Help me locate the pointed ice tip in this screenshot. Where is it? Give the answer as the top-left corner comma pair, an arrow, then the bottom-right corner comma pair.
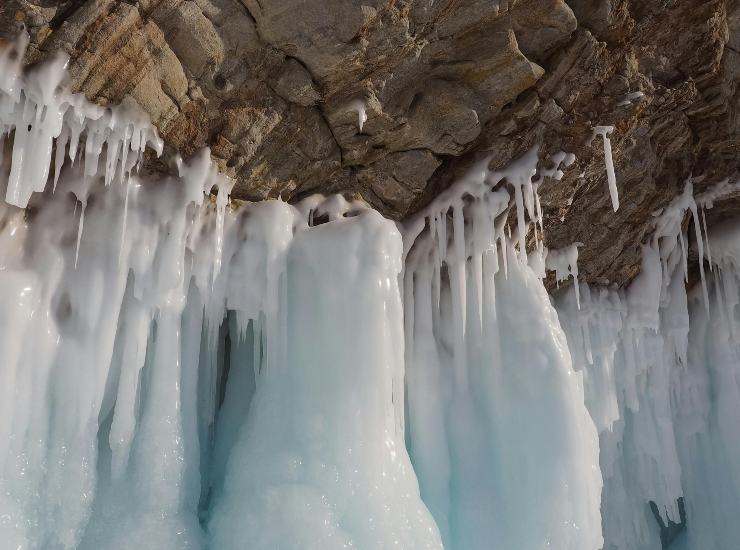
592,126 -> 619,212
347,98 -> 368,133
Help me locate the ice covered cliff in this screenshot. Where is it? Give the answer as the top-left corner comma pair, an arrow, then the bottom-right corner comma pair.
3,0 -> 739,290
0,23 -> 739,550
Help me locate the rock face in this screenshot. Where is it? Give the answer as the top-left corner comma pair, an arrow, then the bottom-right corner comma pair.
1,0 -> 739,287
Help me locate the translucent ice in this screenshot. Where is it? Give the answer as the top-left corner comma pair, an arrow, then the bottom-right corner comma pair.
403,179 -> 603,550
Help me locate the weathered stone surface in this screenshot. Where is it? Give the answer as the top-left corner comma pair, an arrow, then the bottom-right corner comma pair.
0,0 -> 738,287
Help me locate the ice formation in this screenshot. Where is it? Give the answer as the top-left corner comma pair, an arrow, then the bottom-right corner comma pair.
593,125 -> 620,211
546,243 -> 582,308
617,91 -> 645,107
557,180 -> 740,550
0,34 -> 739,550
347,98 -> 368,132
403,188 -> 603,550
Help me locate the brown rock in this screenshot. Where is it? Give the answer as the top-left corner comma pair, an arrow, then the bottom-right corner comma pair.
0,0 -> 738,288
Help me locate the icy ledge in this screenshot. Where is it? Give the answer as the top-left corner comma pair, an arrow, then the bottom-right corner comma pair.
0,35 -> 739,550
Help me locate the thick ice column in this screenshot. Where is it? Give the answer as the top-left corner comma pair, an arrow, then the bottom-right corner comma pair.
208,211 -> 442,550
79,300 -> 205,550
0,269 -> 59,549
486,251 -> 602,550
669,226 -> 740,550
406,242 -> 603,550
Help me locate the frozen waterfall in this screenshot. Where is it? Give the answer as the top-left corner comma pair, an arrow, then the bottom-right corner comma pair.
0,35 -> 739,550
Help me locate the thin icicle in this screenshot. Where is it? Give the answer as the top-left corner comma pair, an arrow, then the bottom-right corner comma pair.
452,202 -> 467,341
678,229 -> 688,283
689,203 -> 710,311
513,180 -> 527,262
118,175 -> 132,266
593,126 -> 619,211
53,127 -> 68,192
347,98 -> 368,132
701,207 -> 713,270
213,177 -> 235,284
74,201 -> 85,269
438,208 -> 448,262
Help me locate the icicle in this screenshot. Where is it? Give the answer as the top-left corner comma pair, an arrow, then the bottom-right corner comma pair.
119,128 -> 131,185
489,147 -> 539,264
104,130 -> 121,187
451,201 -> 467,345
546,244 -> 581,309
438,208 -> 448,261
347,98 -> 367,132
616,91 -> 644,107
513,179 -> 527,262
471,201 -> 489,330
593,126 -> 619,211
702,206 -> 713,270
212,175 -> 235,284
118,175 -> 132,266
430,214 -> 441,309
689,203 -> 710,311
53,126 -> 69,192
501,232 -> 509,279
534,185 -> 544,239
523,171 -> 536,220
74,200 -> 85,269
0,38 -> 162,209
678,228 -> 688,283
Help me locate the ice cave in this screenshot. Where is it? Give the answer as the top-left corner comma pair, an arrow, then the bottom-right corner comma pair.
0,2 -> 739,549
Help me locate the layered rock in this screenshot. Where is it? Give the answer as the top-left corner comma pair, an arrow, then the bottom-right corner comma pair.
0,0 -> 738,286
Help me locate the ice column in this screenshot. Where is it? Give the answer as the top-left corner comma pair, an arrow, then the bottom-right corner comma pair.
208,210 -> 442,550
404,186 -> 603,550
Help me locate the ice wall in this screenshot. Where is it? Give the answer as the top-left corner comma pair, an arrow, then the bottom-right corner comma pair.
209,210 -> 442,550
0,36 -> 444,549
402,162 -> 603,550
0,136 -> 442,548
557,186 -> 740,550
0,33 -> 739,550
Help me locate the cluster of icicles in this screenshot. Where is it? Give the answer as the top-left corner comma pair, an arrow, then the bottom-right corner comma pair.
0,36 -> 739,550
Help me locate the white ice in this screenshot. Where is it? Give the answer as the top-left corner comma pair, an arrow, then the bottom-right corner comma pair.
593,125 -> 619,211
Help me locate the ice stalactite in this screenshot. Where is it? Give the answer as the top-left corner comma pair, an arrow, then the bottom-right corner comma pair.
593,125 -> 619,211
346,98 -> 368,132
617,91 -> 645,107
557,179 -> 740,550
0,32 -> 162,211
546,243 -> 582,308
402,154 -> 604,550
